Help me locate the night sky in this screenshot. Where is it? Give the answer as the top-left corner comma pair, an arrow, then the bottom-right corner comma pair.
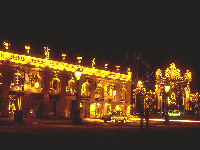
1,2 -> 200,92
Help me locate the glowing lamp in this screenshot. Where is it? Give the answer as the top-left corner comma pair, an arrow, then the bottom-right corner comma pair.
113,90 -> 116,96
80,102 -> 83,107
138,81 -> 142,85
165,86 -> 170,92
75,68 -> 82,81
35,82 -> 39,88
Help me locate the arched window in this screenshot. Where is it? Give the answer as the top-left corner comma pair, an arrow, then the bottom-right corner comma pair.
107,84 -> 116,98
51,78 -> 60,90
121,87 -> 127,100
81,81 -> 90,97
66,77 -> 75,95
95,81 -> 104,99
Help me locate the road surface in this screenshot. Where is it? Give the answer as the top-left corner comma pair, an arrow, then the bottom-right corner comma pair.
1,117 -> 200,148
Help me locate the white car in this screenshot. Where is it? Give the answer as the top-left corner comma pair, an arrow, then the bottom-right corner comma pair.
111,111 -> 127,123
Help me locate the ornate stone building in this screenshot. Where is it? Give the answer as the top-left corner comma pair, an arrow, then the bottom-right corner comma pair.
0,47 -> 132,118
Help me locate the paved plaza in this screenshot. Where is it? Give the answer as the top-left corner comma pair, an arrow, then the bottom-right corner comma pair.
1,117 -> 200,148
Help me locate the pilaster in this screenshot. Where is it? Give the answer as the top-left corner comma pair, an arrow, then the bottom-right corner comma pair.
0,65 -> 14,117
57,72 -> 67,118
41,68 -> 52,117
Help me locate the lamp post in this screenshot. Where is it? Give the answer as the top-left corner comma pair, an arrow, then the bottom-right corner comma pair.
139,91 -> 144,130
72,67 -> 82,125
164,85 -> 170,125
135,81 -> 145,130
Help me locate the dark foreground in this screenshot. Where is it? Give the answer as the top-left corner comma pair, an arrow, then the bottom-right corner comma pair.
1,118 -> 200,148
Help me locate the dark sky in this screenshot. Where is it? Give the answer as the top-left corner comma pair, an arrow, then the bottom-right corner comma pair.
1,2 -> 200,92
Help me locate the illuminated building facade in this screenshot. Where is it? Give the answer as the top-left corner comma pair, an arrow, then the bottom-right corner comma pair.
0,43 -> 132,118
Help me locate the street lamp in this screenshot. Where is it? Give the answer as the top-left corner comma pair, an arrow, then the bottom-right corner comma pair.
134,81 -> 146,130
73,67 -> 82,125
75,68 -> 81,81
164,85 -> 170,125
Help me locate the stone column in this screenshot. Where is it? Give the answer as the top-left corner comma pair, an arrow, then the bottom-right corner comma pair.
115,81 -> 122,104
23,91 -> 31,118
64,73 -> 72,118
0,65 -> 14,117
41,69 -> 52,117
23,68 -> 31,118
126,81 -> 131,104
125,81 -> 132,114
89,77 -> 95,118
57,72 -> 67,118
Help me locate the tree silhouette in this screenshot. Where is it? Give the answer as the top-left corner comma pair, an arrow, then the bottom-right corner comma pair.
124,50 -> 153,91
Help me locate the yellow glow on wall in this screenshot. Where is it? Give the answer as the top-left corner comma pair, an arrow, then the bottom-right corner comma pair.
116,105 -> 120,111
90,103 -> 95,111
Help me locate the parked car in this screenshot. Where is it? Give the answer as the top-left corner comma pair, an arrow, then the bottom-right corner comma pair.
111,111 -> 127,123
102,111 -> 112,123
